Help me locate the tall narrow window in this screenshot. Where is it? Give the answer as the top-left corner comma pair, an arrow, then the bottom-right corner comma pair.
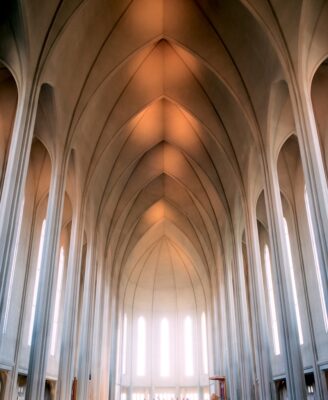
160,318 -> 170,377
137,316 -> 146,376
201,312 -> 208,374
304,187 -> 328,332
133,393 -> 147,400
264,245 -> 280,355
203,388 -> 210,400
185,392 -> 198,400
28,219 -> 46,345
3,198 -> 25,333
50,246 -> 65,356
283,218 -> 304,345
184,316 -> 193,376
122,314 -> 128,375
155,392 -> 174,400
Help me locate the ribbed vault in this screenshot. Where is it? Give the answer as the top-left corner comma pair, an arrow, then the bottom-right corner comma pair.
25,0 -> 288,287
40,0 -> 283,294
79,35 -> 249,282
2,0 -> 328,398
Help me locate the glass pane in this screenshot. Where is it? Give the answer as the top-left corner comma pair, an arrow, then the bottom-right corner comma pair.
184,316 -> 193,376
137,316 -> 146,376
304,187 -> 328,332
283,218 -> 304,345
28,219 -> 46,346
264,245 -> 280,355
201,312 -> 208,373
160,318 -> 170,377
50,246 -> 65,355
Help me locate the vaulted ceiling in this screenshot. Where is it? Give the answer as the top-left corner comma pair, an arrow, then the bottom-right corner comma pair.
5,0 -> 327,290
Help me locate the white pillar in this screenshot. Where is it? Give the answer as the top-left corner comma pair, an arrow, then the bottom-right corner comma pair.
209,273 -> 221,375
290,81 -> 328,322
264,164 -> 307,400
57,201 -> 84,399
91,258 -> 106,400
108,288 -> 120,400
25,158 -> 68,399
224,256 -> 240,399
244,206 -> 272,400
77,233 -> 97,399
234,239 -> 255,399
0,82 -> 36,338
7,197 -> 44,399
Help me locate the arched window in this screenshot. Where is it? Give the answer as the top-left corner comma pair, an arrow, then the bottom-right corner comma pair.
137,316 -> 146,376
283,218 -> 304,345
28,219 -> 46,345
50,246 -> 65,356
304,187 -> 328,332
122,313 -> 128,375
160,318 -> 170,377
264,245 -> 280,355
3,198 -> 24,333
201,312 -> 208,374
184,316 -> 193,376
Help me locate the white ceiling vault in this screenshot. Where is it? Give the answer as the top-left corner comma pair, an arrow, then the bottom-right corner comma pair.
5,0 -> 328,294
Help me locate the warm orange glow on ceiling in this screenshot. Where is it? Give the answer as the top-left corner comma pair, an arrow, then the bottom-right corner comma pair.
143,200 -> 166,225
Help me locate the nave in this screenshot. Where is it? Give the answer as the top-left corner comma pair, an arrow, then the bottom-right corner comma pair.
0,0 -> 328,399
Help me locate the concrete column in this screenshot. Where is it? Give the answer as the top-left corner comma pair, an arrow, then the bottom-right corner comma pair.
290,82 -> 328,321
176,385 -> 180,400
57,201 -> 84,399
264,165 -> 307,400
198,385 -> 203,400
7,200 -> 43,399
219,260 -> 234,399
233,240 -> 255,400
217,267 -> 228,380
0,82 -> 36,338
100,263 -> 112,399
77,234 -> 97,399
128,384 -> 133,400
244,207 -> 272,400
108,289 -> 120,400
224,257 -> 240,399
25,158 -> 68,400
91,259 -> 106,400
209,276 -> 221,375
286,206 -> 328,399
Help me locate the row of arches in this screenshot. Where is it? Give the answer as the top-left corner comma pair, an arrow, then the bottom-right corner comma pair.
0,1 -> 328,399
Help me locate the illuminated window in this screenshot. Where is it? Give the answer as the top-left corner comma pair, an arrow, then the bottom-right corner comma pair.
201,312 -> 208,374
160,318 -> 170,377
50,246 -> 65,356
3,198 -> 24,333
185,392 -> 199,400
28,219 -> 46,346
304,187 -> 328,332
133,392 -> 147,400
203,387 -> 210,400
283,218 -> 304,345
155,392 -> 175,400
137,316 -> 146,376
264,245 -> 280,355
184,316 -> 193,376
122,314 -> 128,374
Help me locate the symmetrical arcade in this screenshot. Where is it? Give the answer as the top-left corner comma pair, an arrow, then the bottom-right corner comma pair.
0,1 -> 328,399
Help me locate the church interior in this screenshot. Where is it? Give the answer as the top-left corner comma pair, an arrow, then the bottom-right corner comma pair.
0,0 -> 328,399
